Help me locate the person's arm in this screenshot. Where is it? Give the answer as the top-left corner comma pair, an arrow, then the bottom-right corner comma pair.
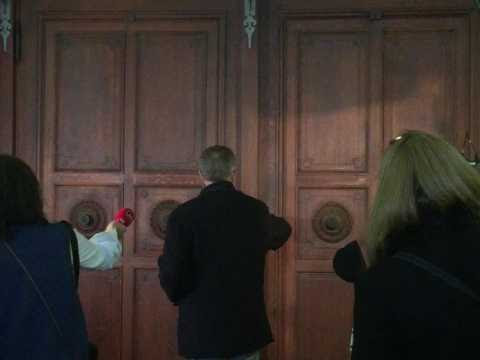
266,212 -> 292,251
75,222 -> 124,270
333,241 -> 366,283
157,210 -> 194,305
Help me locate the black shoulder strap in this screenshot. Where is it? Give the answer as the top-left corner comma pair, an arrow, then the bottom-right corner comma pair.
1,239 -> 64,336
1,229 -> 80,359
394,252 -> 480,302
61,221 -> 80,289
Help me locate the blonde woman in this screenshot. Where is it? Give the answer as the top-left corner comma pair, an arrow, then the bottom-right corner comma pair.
352,131 -> 480,360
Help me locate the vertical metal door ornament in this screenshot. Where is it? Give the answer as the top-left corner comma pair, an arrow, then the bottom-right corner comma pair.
243,0 -> 256,49
0,0 -> 12,52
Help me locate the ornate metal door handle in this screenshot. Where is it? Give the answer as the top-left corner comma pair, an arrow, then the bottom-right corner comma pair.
244,0 -> 256,49
0,0 -> 12,53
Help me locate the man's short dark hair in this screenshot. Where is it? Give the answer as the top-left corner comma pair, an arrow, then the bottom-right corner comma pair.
199,145 -> 236,182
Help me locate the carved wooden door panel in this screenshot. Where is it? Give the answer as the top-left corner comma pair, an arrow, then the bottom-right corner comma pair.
381,16 -> 468,145
41,17 -> 223,360
282,18 -> 373,360
277,13 -> 470,360
17,1 -> 256,359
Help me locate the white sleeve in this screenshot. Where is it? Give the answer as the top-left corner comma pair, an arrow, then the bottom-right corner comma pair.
75,228 -> 122,270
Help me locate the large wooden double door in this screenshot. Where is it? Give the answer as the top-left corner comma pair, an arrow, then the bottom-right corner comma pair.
2,0 -> 478,359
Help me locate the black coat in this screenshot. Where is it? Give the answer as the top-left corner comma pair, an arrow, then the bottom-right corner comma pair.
351,206 -> 480,360
333,240 -> 366,283
157,181 -> 291,358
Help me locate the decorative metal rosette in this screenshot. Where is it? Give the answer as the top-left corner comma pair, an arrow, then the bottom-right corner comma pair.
312,202 -> 352,243
150,200 -> 180,239
70,200 -> 107,238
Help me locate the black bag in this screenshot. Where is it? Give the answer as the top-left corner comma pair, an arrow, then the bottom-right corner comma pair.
1,223 -> 98,360
63,222 -> 99,360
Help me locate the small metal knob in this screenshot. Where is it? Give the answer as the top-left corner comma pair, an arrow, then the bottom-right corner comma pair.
79,214 -> 94,227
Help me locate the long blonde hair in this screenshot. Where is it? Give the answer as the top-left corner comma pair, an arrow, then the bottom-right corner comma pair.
367,131 -> 480,265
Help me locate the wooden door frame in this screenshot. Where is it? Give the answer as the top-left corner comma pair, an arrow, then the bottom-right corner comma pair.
0,0 -> 15,155
258,1 -> 480,359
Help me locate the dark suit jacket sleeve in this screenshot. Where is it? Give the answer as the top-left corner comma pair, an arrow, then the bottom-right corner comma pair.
333,241 -> 366,283
157,210 -> 194,305
351,276 -> 396,360
266,213 -> 292,251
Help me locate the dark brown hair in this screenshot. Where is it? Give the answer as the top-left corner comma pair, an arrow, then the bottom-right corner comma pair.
0,155 -> 46,240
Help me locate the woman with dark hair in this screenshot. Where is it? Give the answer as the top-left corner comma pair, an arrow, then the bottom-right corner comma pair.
0,154 -> 125,359
351,131 -> 480,359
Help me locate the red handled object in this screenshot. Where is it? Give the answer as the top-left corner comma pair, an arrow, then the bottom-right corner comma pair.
114,208 -> 135,227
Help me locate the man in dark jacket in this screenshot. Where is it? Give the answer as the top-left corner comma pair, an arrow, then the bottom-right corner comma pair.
158,145 -> 291,360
